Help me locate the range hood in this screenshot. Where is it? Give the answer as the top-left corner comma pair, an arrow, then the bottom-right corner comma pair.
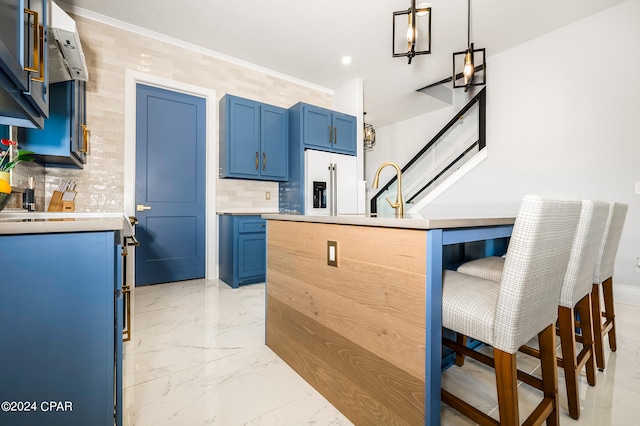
48,2 -> 89,83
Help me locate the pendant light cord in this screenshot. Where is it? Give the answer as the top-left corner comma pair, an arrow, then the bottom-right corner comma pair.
467,0 -> 471,48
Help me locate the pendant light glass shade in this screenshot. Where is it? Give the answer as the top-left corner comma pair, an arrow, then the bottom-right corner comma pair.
453,46 -> 485,91
463,49 -> 474,84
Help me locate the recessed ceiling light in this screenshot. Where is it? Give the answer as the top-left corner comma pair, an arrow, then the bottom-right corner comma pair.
340,56 -> 353,65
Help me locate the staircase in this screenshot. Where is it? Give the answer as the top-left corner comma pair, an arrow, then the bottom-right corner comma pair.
370,88 -> 486,217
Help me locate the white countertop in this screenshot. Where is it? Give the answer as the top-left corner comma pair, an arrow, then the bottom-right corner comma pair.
0,212 -> 126,235
217,210 -> 280,216
216,207 -> 280,216
261,213 -> 515,230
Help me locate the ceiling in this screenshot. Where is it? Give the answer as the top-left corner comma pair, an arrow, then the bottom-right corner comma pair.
59,0 -> 624,127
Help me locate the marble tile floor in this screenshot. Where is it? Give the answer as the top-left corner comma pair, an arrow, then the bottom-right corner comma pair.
123,279 -> 640,425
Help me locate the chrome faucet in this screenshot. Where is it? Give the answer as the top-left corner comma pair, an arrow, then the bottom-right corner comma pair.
372,162 -> 404,218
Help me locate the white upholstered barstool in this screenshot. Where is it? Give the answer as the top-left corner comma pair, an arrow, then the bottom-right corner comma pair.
456,199 -> 609,419
591,201 -> 628,371
441,195 -> 581,425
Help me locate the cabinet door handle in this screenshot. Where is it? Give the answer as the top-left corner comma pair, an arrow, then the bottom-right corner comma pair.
334,127 -> 337,144
80,125 -> 90,153
23,9 -> 40,73
262,152 -> 266,170
30,25 -> 45,82
255,151 -> 259,170
328,126 -> 333,143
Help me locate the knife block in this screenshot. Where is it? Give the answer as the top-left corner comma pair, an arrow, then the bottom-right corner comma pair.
48,190 -> 75,212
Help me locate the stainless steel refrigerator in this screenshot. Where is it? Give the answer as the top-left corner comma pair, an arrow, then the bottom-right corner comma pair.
304,149 -> 358,215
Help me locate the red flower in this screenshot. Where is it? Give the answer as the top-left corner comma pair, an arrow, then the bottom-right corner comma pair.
0,139 -> 35,172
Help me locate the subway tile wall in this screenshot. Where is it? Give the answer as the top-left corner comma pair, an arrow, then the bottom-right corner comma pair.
44,15 -> 332,212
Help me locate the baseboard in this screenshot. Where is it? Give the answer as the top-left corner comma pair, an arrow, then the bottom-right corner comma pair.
615,283 -> 640,307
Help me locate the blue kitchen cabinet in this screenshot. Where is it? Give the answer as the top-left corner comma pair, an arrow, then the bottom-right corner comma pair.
289,102 -> 357,155
219,94 -> 288,181
219,214 -> 266,288
19,79 -> 88,168
0,230 -> 123,426
0,0 -> 50,128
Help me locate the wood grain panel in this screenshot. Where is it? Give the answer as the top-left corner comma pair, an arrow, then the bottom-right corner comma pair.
266,220 -> 428,425
267,220 -> 427,379
267,296 -> 424,426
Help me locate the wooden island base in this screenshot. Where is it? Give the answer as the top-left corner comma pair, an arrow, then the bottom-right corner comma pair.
266,220 -> 427,425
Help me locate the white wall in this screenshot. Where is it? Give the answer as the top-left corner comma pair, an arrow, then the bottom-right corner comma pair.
333,79 -> 366,214
367,0 -> 640,289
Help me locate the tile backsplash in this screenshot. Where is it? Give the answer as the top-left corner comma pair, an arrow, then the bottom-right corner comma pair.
38,15 -> 332,213
7,161 -> 46,211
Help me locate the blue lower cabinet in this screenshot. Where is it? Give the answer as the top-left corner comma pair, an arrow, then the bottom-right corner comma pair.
0,231 -> 122,426
219,215 -> 266,288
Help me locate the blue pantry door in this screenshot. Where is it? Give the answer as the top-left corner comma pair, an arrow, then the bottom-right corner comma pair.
135,84 -> 206,285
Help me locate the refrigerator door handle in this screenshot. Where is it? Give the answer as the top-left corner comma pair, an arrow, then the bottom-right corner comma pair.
328,164 -> 334,215
332,163 -> 338,216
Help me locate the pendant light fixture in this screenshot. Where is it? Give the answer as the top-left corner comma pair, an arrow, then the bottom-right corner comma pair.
392,0 -> 431,64
452,0 -> 485,91
363,103 -> 376,150
363,122 -> 376,151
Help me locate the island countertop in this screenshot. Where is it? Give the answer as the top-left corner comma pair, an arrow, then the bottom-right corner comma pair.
0,212 -> 125,235
261,213 -> 516,230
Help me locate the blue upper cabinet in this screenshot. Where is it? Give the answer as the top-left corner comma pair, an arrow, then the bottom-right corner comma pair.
19,80 -> 88,168
220,94 -> 288,181
331,111 -> 357,155
299,103 -> 332,151
260,105 -> 288,180
289,102 -> 357,156
0,0 -> 50,128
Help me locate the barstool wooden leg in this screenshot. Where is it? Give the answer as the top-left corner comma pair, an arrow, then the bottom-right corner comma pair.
455,334 -> 467,366
558,306 -> 580,419
494,349 -> 519,426
602,277 -> 617,351
538,323 -> 560,426
577,293 -> 596,386
591,283 -> 606,370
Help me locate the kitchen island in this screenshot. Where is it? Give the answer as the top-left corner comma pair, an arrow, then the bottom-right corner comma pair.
0,214 -> 125,426
262,214 -> 515,426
